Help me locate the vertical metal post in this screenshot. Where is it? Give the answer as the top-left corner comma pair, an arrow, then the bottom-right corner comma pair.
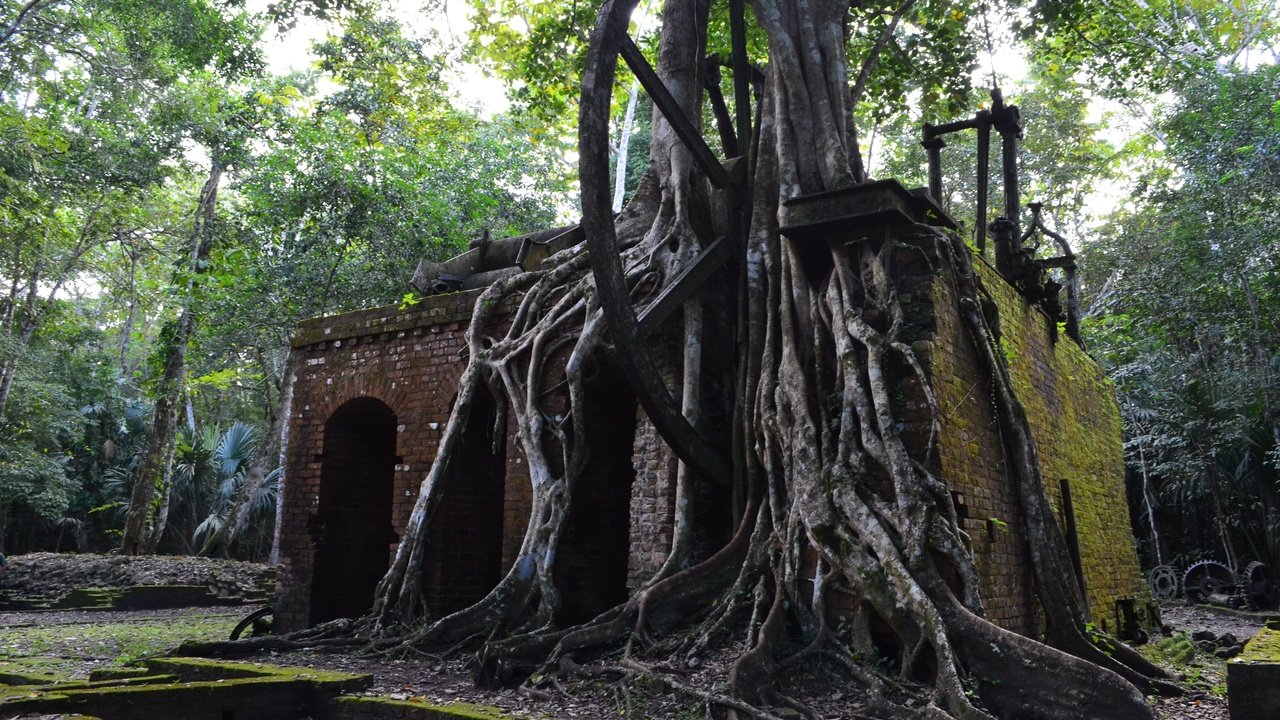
999,105 -> 1022,234
1060,479 -> 1089,609
922,131 -> 946,203
975,113 -> 991,255
991,217 -> 1017,278
1065,263 -> 1081,345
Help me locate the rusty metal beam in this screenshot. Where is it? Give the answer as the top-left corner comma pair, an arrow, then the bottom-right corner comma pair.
620,34 -> 731,188
729,0 -> 751,158
637,236 -> 733,335
581,0 -> 732,488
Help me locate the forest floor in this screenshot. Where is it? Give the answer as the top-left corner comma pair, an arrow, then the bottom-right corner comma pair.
0,553 -> 1271,719
0,552 -> 274,601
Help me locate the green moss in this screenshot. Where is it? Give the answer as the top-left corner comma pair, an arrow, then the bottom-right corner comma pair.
0,659 -> 70,684
1236,627 -> 1280,664
958,261 -> 1149,629
0,658 -> 372,717
334,696 -> 510,718
0,609 -> 241,668
145,657 -> 372,690
1141,633 -> 1199,666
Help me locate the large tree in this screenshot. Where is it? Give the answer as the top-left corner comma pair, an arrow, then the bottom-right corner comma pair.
261,0 -> 1175,717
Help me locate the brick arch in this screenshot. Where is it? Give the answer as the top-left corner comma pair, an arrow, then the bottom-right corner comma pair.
315,379 -> 412,423
422,385 -> 508,616
554,360 -> 640,626
308,395 -> 399,624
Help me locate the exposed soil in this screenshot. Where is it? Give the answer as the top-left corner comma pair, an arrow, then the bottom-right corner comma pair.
1145,599 -> 1271,720
1159,600 -> 1269,644
0,554 -> 1271,719
0,552 -> 274,603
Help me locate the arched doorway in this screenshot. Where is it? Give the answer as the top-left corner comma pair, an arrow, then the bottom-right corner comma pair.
309,397 -> 397,625
555,363 -> 638,626
424,386 -> 507,616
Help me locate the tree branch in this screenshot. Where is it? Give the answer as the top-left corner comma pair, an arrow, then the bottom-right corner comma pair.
850,0 -> 916,106
0,0 -> 54,46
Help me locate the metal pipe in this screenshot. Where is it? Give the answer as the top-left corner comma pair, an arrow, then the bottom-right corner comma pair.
975,113 -> 991,255
998,105 -> 1022,234
924,115 -> 986,137
923,132 -> 946,202
619,35 -> 731,188
729,0 -> 751,160
1065,267 -> 1081,344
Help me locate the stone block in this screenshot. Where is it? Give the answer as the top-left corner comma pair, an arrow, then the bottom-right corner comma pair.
1228,626 -> 1280,719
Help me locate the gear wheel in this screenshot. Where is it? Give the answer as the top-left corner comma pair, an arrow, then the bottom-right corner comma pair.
1239,561 -> 1277,610
1182,560 -> 1235,604
1149,565 -> 1180,600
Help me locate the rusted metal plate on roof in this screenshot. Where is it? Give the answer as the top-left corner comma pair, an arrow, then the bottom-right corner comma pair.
779,179 -> 958,241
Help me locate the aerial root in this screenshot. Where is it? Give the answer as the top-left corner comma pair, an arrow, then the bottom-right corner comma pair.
553,658 -> 792,720
173,634 -> 364,656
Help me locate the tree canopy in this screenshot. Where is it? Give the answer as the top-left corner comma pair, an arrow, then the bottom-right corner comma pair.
0,0 -> 1278,716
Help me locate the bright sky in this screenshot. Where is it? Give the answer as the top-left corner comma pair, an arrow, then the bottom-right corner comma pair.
250,0 -> 510,116
247,0 -> 1144,243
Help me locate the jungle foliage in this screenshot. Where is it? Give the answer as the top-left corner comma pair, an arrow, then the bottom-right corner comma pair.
0,0 -> 1277,714
0,0 -> 566,555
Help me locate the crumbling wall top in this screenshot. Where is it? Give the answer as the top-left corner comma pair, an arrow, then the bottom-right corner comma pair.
291,290 -> 483,349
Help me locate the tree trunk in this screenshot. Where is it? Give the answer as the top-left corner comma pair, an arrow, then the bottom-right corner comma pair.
298,2 -> 1173,717
1136,430 -> 1164,565
0,191 -> 104,424
269,354 -> 296,567
612,80 -> 640,213
0,253 -> 45,424
121,161 -> 223,555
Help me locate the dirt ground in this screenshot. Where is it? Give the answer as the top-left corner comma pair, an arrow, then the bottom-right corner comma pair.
0,554 -> 1270,719
0,602 -> 1263,719
0,552 -> 273,601
1144,600 -> 1273,720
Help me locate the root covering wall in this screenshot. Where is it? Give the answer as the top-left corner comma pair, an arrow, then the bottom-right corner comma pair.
910,238 -> 1148,635
275,235 -> 1146,636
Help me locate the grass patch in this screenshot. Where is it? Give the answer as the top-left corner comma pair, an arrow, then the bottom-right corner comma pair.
1140,632 -> 1229,697
0,611 -> 241,674
1142,633 -> 1199,666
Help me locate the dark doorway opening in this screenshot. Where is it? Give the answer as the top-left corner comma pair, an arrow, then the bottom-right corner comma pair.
424,387 -> 508,616
309,397 -> 397,625
556,364 -> 638,626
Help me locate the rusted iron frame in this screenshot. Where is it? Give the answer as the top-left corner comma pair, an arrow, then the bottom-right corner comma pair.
729,0 -> 751,169
991,90 -> 1022,237
921,89 -> 1022,254
922,135 -> 946,201
704,59 -> 739,158
1021,202 -> 1081,345
581,0 -> 761,489
975,116 -> 991,253
619,34 -> 731,188
615,7 -> 752,336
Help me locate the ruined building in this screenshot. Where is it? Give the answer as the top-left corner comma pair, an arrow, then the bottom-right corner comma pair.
272,191 -> 1152,640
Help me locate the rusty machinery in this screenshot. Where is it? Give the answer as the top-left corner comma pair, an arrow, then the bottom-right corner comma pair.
921,89 -> 1082,346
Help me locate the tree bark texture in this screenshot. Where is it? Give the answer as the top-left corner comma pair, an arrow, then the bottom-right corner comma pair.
121,162 -> 223,555
292,2 -> 1171,717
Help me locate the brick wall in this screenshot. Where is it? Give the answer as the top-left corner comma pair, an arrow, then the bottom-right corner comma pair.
628,413 -> 677,589
277,231 -> 1145,639
276,290 -> 529,632
914,236 -> 1147,636
277,291 -> 663,632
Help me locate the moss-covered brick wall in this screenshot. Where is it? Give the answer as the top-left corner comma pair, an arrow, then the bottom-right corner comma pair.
280,229 -> 1146,640
912,237 -> 1147,637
